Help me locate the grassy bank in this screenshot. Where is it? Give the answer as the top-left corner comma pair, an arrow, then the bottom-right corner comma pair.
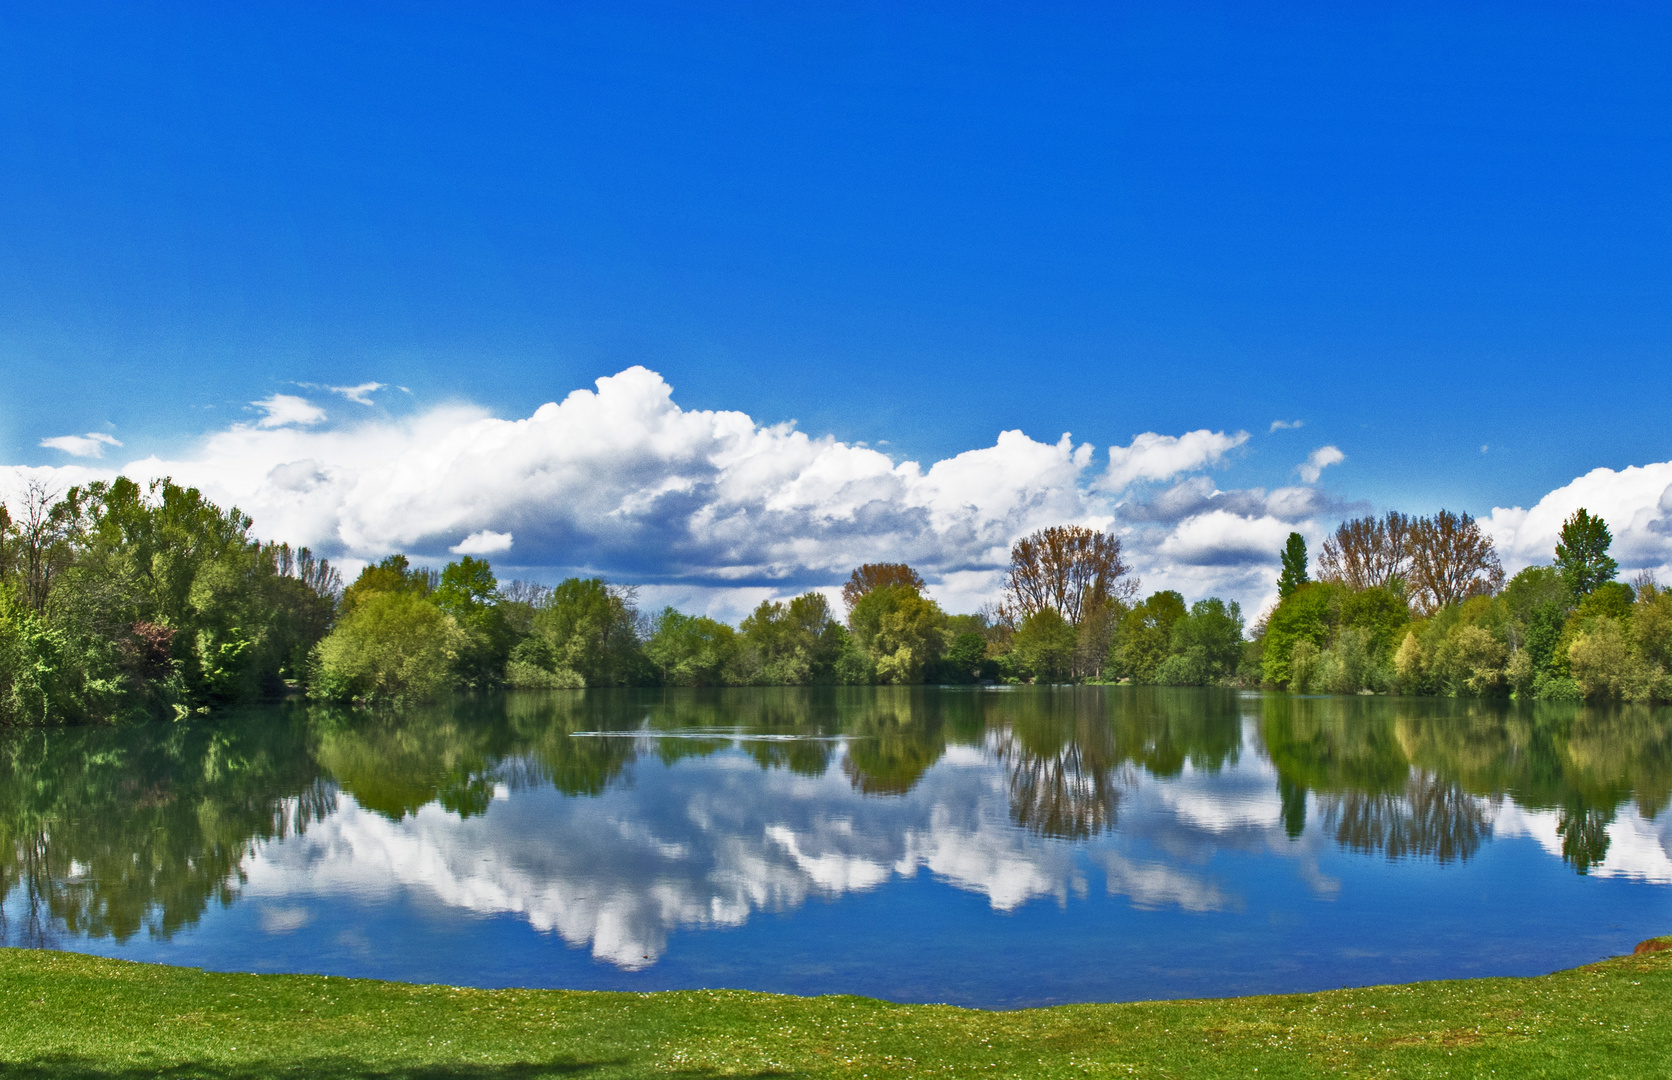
1,945 -> 1669,1078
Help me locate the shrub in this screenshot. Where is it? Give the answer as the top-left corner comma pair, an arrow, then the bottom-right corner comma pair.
1392,630 -> 1428,693
1534,673 -> 1584,701
1011,609 -> 1077,682
1569,617 -> 1635,701
312,592 -> 464,702
1154,647 -> 1211,686
505,660 -> 584,689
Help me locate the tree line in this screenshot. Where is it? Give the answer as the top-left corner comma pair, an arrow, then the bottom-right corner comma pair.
1252,506 -> 1672,702
2,474 -> 1666,720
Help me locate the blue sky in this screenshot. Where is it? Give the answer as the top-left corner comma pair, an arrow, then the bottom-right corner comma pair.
4,3 -> 1671,614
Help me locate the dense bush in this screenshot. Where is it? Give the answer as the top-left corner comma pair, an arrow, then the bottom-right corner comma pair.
312,592 -> 464,702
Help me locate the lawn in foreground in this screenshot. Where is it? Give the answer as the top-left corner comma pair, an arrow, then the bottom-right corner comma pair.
1,943 -> 1668,1078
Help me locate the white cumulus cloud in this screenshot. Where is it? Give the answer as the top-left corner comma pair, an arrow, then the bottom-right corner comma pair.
0,368 -> 1361,615
39,432 -> 122,458
1158,510 -> 1301,569
1296,445 -> 1345,483
6,370 -> 1111,594
450,529 -> 514,555
1101,429 -> 1249,491
253,394 -> 327,428
327,382 -> 386,406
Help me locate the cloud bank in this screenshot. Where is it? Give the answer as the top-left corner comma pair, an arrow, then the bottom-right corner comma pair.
11,366 -> 1672,617
3,367 -> 1305,614
1484,461 -> 1672,578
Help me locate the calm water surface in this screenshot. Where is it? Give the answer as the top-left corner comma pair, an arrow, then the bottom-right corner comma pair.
3,687 -> 1670,1008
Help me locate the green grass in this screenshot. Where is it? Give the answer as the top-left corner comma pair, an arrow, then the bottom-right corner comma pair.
1,943 -> 1670,1078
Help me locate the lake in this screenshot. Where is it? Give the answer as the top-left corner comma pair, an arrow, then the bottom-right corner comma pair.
2,686 -> 1669,1009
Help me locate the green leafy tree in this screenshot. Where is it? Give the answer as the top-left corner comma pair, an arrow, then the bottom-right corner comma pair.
1111,590 -> 1187,683
847,584 -> 947,684
1633,580 -> 1672,673
1010,609 -> 1078,682
0,589 -> 124,723
1337,585 -> 1410,661
1278,533 -> 1310,599
340,554 -> 434,615
312,591 -> 464,702
832,628 -> 877,685
1156,598 -> 1246,685
1261,582 -> 1341,687
645,608 -> 737,686
841,563 -> 926,613
261,544 -> 341,681
1501,565 -> 1574,678
432,557 -> 514,689
736,592 -> 844,684
1567,617 -> 1635,701
0,477 -> 339,718
525,578 -> 645,687
1555,509 -> 1618,596
941,631 -> 990,683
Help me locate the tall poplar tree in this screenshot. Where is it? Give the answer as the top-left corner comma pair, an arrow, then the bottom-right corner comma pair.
1278,532 -> 1309,598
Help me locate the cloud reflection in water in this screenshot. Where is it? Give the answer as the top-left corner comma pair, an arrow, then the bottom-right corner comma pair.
244,727 -> 1332,969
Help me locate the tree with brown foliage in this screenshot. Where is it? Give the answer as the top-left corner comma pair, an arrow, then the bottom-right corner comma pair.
1407,509 -> 1503,614
1002,525 -> 1135,628
841,563 -> 926,612
1319,511 -> 1413,591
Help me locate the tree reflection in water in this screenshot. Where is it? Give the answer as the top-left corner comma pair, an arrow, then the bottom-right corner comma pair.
990,687 -> 1245,839
1264,694 -> 1672,872
2,687 -> 1671,950
1557,802 -> 1613,874
842,704 -> 947,795
993,731 -> 1124,839
1317,773 -> 1496,864
0,708 -> 330,946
